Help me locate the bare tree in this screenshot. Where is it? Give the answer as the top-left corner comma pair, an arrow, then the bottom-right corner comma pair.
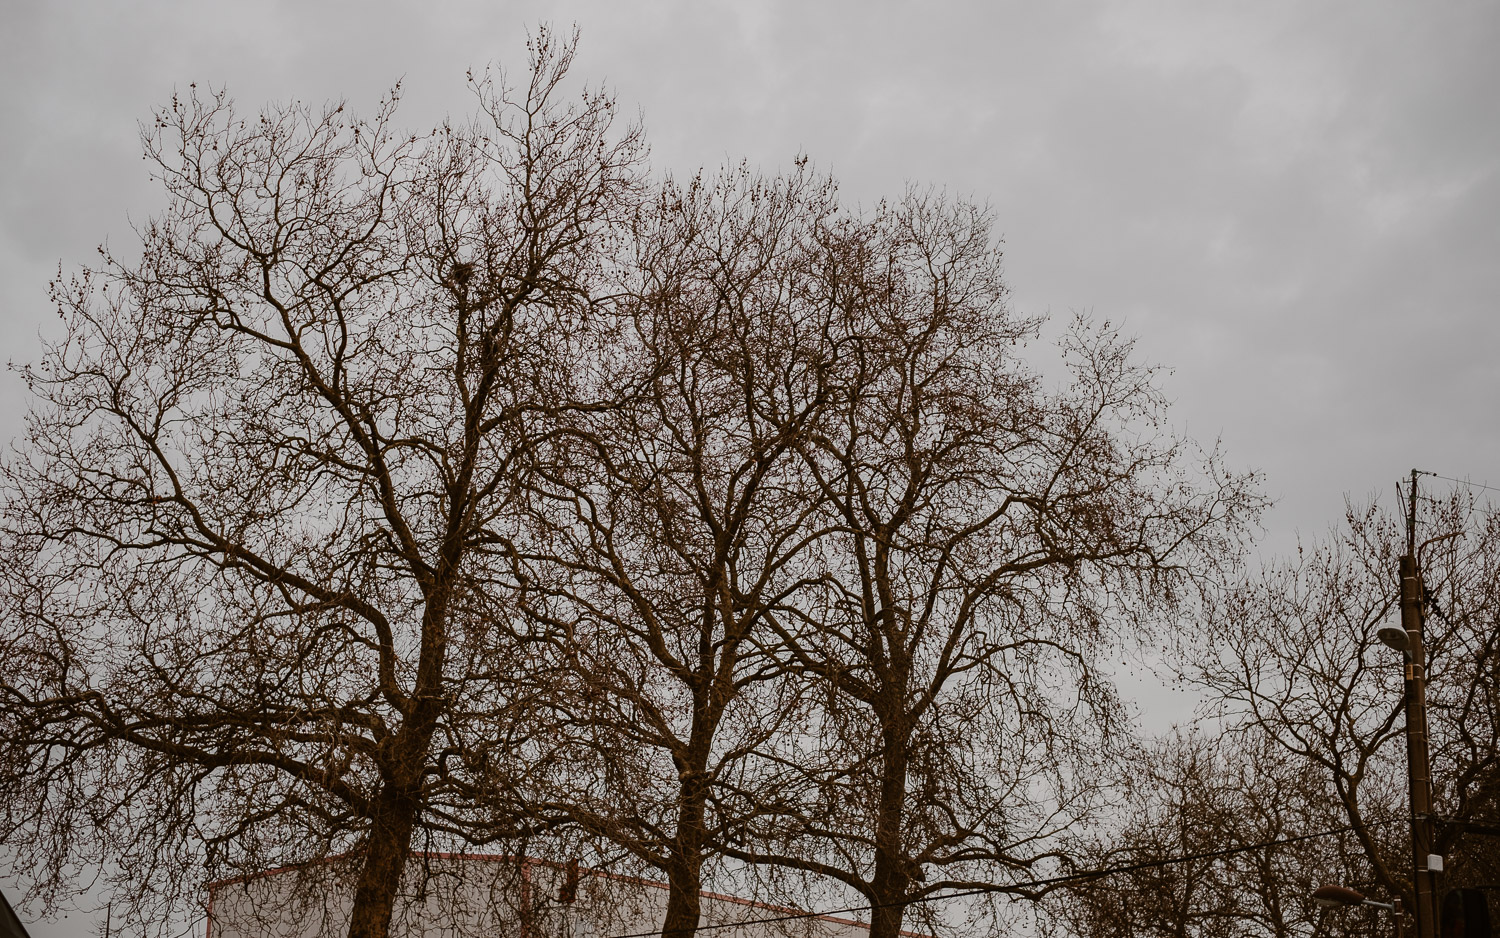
0,31 -> 1276,938
1044,731 -> 1371,938
1186,492 -> 1500,925
1047,492 -> 1500,938
724,193 -> 1263,938
506,164 -> 845,938
0,29 -> 643,938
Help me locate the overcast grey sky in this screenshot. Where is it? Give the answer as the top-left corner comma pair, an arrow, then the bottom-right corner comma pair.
2,1 -> 1498,932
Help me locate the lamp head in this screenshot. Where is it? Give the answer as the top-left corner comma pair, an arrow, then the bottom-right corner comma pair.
1376,625 -> 1411,653
1313,884 -> 1368,908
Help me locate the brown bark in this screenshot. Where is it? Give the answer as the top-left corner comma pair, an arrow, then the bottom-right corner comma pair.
661,798 -> 706,938
868,725 -> 912,938
347,783 -> 421,938
659,720 -> 715,938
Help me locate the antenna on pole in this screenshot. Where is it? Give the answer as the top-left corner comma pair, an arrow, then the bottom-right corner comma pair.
1408,468 -> 1420,558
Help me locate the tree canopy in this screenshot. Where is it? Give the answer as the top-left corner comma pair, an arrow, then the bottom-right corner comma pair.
0,30 -> 1263,938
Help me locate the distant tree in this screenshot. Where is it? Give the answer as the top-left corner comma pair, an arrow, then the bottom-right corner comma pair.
1189,493 -> 1500,923
720,193 -> 1263,938
1045,731 -> 1371,938
1051,493 -> 1500,938
0,29 -> 644,938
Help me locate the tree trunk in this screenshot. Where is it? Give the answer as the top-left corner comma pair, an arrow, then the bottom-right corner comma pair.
660,766 -> 710,938
344,576 -> 450,938
346,780 -> 421,938
868,725 -> 911,938
660,853 -> 703,938
345,686 -> 441,938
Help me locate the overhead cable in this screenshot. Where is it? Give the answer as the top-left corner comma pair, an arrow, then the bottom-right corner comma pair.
604,818 -> 1396,938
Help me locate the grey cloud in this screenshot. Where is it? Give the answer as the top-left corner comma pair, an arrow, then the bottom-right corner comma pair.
3,1 -> 1498,927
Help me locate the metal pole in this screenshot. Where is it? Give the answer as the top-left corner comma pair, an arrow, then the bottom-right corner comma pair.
1400,469 -> 1439,938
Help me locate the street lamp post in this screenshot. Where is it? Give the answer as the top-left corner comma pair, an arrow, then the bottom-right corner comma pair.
1375,470 -> 1450,938
1402,550 -> 1439,938
1376,558 -> 1441,938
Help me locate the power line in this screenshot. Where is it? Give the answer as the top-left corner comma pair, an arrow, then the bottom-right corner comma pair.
603,820 -> 1394,938
1416,471 -> 1500,496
